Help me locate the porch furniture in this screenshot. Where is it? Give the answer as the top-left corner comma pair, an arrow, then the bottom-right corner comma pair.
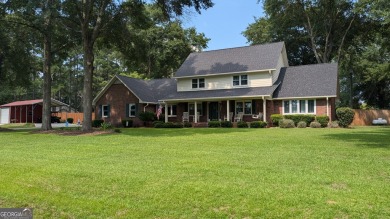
234,112 -> 244,122
252,112 -> 263,120
191,115 -> 201,122
182,112 -> 189,122
372,118 -> 388,125
224,112 -> 233,121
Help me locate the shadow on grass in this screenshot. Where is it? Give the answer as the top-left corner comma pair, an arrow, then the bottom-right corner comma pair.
324,127 -> 390,148
112,127 -> 254,137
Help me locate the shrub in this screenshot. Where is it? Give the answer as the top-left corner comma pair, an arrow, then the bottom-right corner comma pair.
154,122 -> 183,128
183,122 -> 192,128
220,121 -> 233,128
284,114 -> 315,126
237,121 -> 249,128
310,121 -> 322,128
250,121 -> 267,128
101,122 -> 112,130
336,107 -> 355,127
138,111 -> 155,122
92,119 -> 104,128
66,118 -> 74,123
316,115 -> 329,127
329,121 -> 339,128
271,114 -> 283,126
297,121 -> 307,128
279,119 -> 295,128
114,129 -> 121,133
208,121 -> 221,127
122,119 -> 133,128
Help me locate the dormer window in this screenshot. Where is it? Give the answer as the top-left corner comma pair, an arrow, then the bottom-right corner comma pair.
233,75 -> 248,86
192,78 -> 205,89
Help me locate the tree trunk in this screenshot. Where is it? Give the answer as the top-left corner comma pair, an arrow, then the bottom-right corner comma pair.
82,40 -> 94,131
41,0 -> 53,131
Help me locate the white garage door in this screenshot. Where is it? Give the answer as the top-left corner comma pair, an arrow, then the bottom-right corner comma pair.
0,107 -> 10,124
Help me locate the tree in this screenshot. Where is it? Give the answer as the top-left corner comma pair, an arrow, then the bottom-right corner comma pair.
63,0 -> 213,131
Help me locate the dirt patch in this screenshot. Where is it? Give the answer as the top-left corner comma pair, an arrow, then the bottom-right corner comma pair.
31,129 -> 115,136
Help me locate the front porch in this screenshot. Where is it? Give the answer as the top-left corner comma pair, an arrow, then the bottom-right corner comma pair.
162,98 -> 270,124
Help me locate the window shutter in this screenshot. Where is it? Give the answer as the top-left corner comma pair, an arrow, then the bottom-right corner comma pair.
202,102 -> 207,115
184,102 -> 188,112
98,105 -> 102,119
126,104 -> 129,118
107,105 -> 110,118
252,100 -> 256,114
135,104 -> 138,116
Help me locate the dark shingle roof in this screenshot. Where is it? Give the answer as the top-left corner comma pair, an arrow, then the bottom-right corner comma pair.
175,42 -> 285,77
160,85 -> 279,101
272,63 -> 338,98
116,75 -> 176,103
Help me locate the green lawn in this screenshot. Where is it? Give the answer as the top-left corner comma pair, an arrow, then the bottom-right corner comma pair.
0,127 -> 389,218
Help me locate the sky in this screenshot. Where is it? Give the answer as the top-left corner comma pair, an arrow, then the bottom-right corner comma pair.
183,0 -> 265,51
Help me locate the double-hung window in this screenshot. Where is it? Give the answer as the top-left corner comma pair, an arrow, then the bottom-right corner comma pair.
102,105 -> 110,118
233,75 -> 248,86
167,105 -> 177,117
283,100 -> 315,114
235,100 -> 252,114
192,78 -> 205,89
128,103 -> 136,117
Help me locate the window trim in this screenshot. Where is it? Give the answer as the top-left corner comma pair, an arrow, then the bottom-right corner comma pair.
128,103 -> 136,117
283,99 -> 316,115
235,100 -> 252,115
188,103 -> 203,116
233,75 -> 249,86
192,78 -> 205,89
166,104 -> 177,117
102,105 -> 109,118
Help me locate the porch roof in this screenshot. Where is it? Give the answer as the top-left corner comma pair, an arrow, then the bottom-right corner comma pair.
159,84 -> 279,102
0,99 -> 69,107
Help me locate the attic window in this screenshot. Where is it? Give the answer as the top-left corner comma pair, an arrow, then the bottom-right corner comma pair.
192,78 -> 205,89
233,75 -> 248,86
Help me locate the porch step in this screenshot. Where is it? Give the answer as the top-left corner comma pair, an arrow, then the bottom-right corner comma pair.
192,122 -> 208,128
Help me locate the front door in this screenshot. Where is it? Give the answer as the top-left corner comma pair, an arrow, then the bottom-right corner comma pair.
209,102 -> 219,121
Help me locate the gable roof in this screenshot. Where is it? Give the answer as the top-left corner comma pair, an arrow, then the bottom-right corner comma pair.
175,42 -> 285,78
272,63 -> 338,99
93,75 -> 177,104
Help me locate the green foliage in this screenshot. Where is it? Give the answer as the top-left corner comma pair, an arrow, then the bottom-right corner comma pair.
183,122 -> 192,128
114,129 -> 121,133
250,121 -> 267,128
154,122 -> 183,128
336,107 -> 355,127
237,121 -> 248,128
297,121 -> 307,128
122,119 -> 133,128
284,115 -> 315,126
316,116 -> 329,128
208,121 -> 221,128
220,121 -> 233,128
310,121 -> 322,128
279,119 -> 295,128
329,121 -> 340,128
92,119 -> 104,128
270,114 -> 283,126
101,122 -> 112,130
66,118 -> 74,123
138,111 -> 155,122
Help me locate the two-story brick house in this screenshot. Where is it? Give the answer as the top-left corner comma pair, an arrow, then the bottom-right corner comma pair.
93,42 -> 338,127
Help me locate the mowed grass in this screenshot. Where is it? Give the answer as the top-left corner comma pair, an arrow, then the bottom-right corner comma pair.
0,127 -> 389,218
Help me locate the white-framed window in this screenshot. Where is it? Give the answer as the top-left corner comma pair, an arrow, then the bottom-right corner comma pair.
235,100 -> 252,114
283,99 -> 316,114
102,105 -> 110,118
128,103 -> 136,117
192,78 -> 205,89
233,75 -> 248,86
189,103 -> 202,116
166,104 -> 177,117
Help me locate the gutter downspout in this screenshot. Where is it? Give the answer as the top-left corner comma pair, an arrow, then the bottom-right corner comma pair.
143,103 -> 149,112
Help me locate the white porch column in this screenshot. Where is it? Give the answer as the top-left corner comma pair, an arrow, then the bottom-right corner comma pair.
326,97 -> 329,118
263,97 -> 266,122
194,101 -> 198,123
164,103 -> 168,123
226,100 -> 230,121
